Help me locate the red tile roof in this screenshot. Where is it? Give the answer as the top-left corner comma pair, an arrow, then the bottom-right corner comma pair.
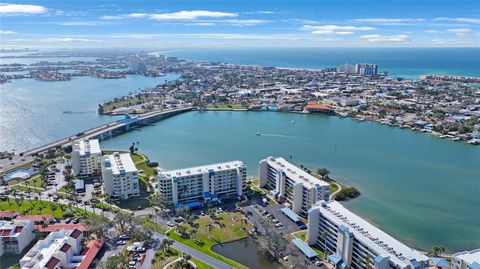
35,224 -> 89,233
76,239 -> 104,269
70,228 -> 82,239
60,243 -> 71,253
17,214 -> 54,222
306,104 -> 334,110
45,257 -> 60,269
1,229 -> 11,236
0,211 -> 17,218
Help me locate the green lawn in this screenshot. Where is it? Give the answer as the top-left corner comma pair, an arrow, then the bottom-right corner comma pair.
168,212 -> 251,269
208,104 -> 247,110
192,258 -> 215,269
142,218 -> 166,234
0,198 -> 91,219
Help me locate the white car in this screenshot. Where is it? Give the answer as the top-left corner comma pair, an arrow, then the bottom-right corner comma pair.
116,240 -> 127,245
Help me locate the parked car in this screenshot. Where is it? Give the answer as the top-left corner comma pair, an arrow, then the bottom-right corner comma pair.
167,222 -> 175,227
298,224 -> 307,230
72,218 -> 80,224
116,240 -> 127,245
119,234 -> 130,240
65,218 -> 72,224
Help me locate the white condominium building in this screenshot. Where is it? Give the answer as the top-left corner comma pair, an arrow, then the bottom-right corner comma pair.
259,156 -> 330,215
307,201 -> 429,269
20,229 -> 84,269
71,139 -> 102,176
101,152 -> 140,199
0,220 -> 35,255
157,161 -> 247,207
451,249 -> 480,269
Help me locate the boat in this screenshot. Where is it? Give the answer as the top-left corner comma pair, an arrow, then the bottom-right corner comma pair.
291,120 -> 295,124
256,132 -> 261,136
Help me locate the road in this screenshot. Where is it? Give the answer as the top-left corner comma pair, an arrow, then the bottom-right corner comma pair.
329,181 -> 342,200
6,192 -> 233,269
0,107 -> 192,173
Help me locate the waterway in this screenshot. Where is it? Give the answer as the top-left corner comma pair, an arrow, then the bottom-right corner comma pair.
211,237 -> 282,269
101,111 -> 480,252
0,73 -> 179,152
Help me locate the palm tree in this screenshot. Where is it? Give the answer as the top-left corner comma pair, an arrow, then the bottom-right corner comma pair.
364,255 -> 371,269
206,223 -> 214,239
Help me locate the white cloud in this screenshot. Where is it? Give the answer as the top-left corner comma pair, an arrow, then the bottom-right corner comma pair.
59,21 -> 104,26
354,18 -> 426,23
303,25 -> 375,31
433,17 -> 480,25
184,22 -> 216,26
41,37 -> 101,43
0,30 -> 17,34
127,13 -> 149,18
360,34 -> 411,43
223,19 -> 267,26
149,10 -> 237,20
447,28 -> 471,34
101,15 -> 123,20
0,3 -> 47,14
425,30 -> 442,34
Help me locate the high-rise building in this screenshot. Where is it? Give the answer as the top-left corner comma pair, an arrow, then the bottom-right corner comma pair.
339,63 -> 356,74
451,249 -> 480,269
355,63 -> 378,76
157,161 -> 247,207
307,201 -> 429,269
258,156 -> 330,215
129,60 -> 146,73
101,152 -> 140,199
0,220 -> 35,255
71,139 -> 102,177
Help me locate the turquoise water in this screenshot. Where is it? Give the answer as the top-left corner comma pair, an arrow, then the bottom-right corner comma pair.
163,47 -> 480,79
101,111 -> 480,252
0,74 -> 179,152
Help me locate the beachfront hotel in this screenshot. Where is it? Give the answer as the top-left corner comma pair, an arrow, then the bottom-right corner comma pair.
451,249 -> 480,269
101,152 -> 140,199
258,156 -> 330,215
0,220 -> 35,255
157,161 -> 247,207
71,139 -> 102,177
19,229 -> 103,269
307,200 -> 429,269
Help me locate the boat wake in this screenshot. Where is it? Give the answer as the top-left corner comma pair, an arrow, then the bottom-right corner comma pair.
259,133 -> 295,138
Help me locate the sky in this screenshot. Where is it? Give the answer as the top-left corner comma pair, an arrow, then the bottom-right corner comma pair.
0,0 -> 479,48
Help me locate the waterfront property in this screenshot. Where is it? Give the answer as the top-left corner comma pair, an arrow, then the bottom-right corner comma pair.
19,228 -> 102,269
307,200 -> 429,269
259,156 -> 330,215
451,249 -> 480,269
0,220 -> 35,255
157,161 -> 246,207
101,152 -> 140,199
71,139 -> 102,177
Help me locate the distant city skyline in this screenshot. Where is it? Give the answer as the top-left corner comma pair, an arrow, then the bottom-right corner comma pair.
0,0 -> 479,48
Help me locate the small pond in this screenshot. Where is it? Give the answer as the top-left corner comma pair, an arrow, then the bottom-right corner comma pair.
212,237 -> 283,269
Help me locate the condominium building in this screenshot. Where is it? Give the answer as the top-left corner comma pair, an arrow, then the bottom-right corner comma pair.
451,249 -> 480,269
71,139 -> 102,176
259,156 -> 330,215
0,220 -> 35,255
101,152 -> 140,199
355,63 -> 378,76
157,161 -> 247,207
307,201 -> 429,269
19,229 -> 103,269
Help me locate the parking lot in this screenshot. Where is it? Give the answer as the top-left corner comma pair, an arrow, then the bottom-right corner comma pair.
246,202 -> 303,235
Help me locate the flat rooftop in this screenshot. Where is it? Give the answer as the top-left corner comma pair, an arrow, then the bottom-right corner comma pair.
453,249 -> 480,265
21,230 -> 73,268
264,156 -> 329,188
76,139 -> 101,156
315,201 -> 429,267
105,152 -> 137,174
158,160 -> 246,178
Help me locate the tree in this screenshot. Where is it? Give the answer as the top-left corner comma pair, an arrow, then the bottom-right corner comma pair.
317,168 -> 330,178
432,245 -> 445,257
113,211 -> 134,233
85,215 -> 111,239
106,252 -> 129,269
176,206 -> 190,219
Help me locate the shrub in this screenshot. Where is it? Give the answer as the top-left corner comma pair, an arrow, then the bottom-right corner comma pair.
147,162 -> 159,167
